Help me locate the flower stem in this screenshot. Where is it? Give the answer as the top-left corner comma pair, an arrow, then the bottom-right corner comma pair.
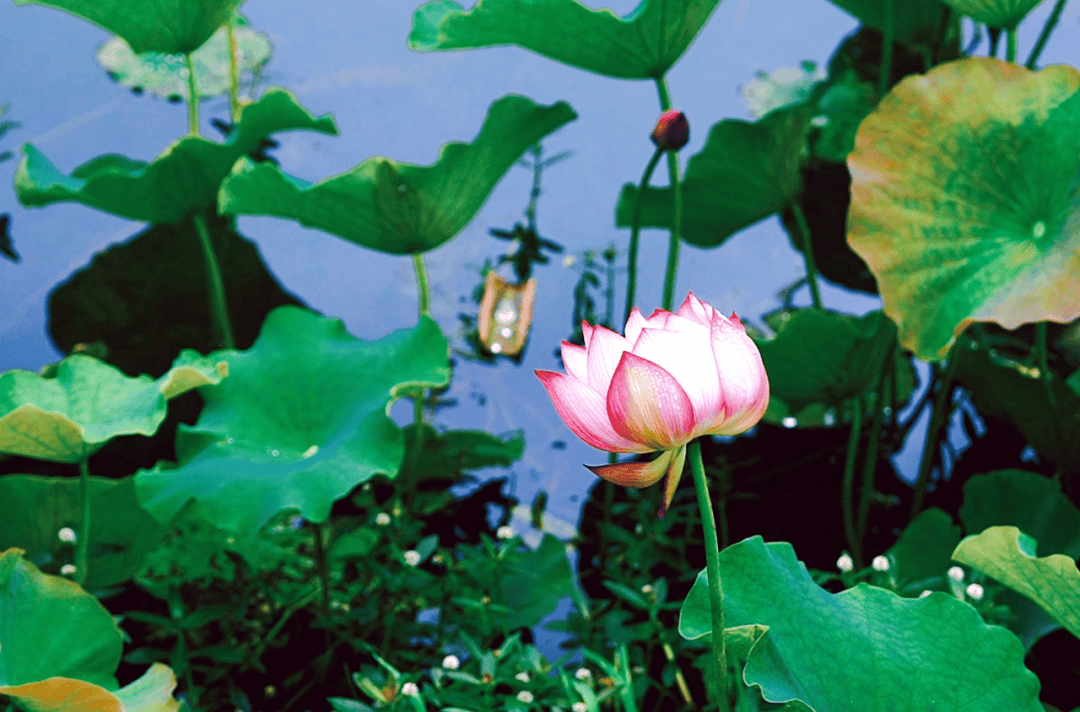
185,53 -> 199,136
227,14 -> 241,123
841,397 -> 864,568
1006,27 -> 1018,62
878,0 -> 894,97
1026,0 -> 1069,69
654,76 -> 682,312
74,457 -> 90,586
413,253 -> 430,318
790,202 -> 823,309
857,343 -> 894,550
910,339 -> 963,517
688,439 -> 730,710
193,212 -> 235,349
625,148 -> 664,324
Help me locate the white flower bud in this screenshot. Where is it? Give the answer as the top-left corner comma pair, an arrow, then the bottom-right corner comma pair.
517,691 -> 534,703
572,704 -> 588,712
965,583 -> 984,601
836,554 -> 854,572
401,682 -> 419,697
947,566 -> 965,582
442,655 -> 460,670
919,590 -> 932,598
871,555 -> 890,572
640,584 -> 653,594
562,255 -> 577,268
574,667 -> 591,681
404,550 -> 421,566
375,512 -> 391,526
515,671 -> 530,682
57,527 -> 77,544
60,564 -> 77,576
497,526 -> 514,540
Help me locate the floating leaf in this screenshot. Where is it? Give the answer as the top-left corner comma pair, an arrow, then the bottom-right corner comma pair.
678,537 -> 1041,710
409,0 -> 721,79
939,0 -> 1046,28
953,526 -> 1080,640
218,94 -> 575,255
0,475 -> 167,591
16,88 -> 337,224
615,103 -> 812,249
12,0 -> 242,55
134,307 -> 451,552
0,548 -> 122,690
0,352 -> 226,463
847,57 -> 1080,361
97,19 -> 271,101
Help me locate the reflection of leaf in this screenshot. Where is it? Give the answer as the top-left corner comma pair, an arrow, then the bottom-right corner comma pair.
219,94 -> 575,255
679,537 -> 1042,711
16,88 -> 336,224
97,19 -> 271,101
616,104 -> 812,249
409,0 -> 722,79
134,307 -> 452,558
953,526 -> 1080,641
847,58 -> 1080,361
13,0 -> 242,54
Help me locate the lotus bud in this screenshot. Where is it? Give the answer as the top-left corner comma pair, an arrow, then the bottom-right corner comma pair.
650,110 -> 689,151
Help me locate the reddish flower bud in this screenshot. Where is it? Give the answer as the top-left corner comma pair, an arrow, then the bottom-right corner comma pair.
650,110 -> 689,151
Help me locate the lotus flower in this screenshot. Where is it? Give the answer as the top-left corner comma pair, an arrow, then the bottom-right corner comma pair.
537,293 -> 769,517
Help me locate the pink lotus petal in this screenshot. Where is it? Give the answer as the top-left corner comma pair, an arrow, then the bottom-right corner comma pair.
658,444 -> 688,519
586,449 -> 673,488
631,327 -> 722,435
560,341 -> 589,384
707,311 -> 769,436
677,292 -> 715,326
581,321 -> 594,345
536,371 -> 653,453
607,352 -> 695,450
623,307 -> 649,345
585,325 -> 632,392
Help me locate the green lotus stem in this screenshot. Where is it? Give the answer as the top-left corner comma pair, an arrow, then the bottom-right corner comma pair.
654,76 -> 683,312
857,344 -> 894,550
689,439 -> 730,711
878,0 -> 894,96
1006,27 -> 1018,62
790,202 -> 823,309
311,522 -> 331,616
1036,322 -> 1056,408
227,15 -> 241,123
413,253 -> 430,317
841,397 -> 864,568
185,53 -> 199,136
1027,0 -> 1069,69
625,148 -> 664,324
74,457 -> 90,586
193,212 -> 235,349
661,642 -> 694,705
910,340 -> 963,517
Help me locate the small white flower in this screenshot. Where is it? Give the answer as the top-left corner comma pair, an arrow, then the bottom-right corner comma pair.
404,550 -> 422,566
497,526 -> 515,540
562,255 -> 577,268
966,583 -> 984,601
515,671 -> 530,682
442,655 -> 460,670
375,512 -> 391,526
574,667 -> 591,681
640,584 -> 653,594
60,564 -> 77,576
517,691 -> 534,704
919,590 -> 932,599
572,704 -> 588,712
947,566 -> 965,582
401,682 -> 419,697
836,554 -> 854,572
57,527 -> 77,544
871,555 -> 890,572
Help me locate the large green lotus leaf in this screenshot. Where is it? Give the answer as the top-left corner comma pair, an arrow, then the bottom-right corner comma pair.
825,0 -> 954,49
0,352 -> 227,463
409,0 -> 721,79
0,663 -> 178,712
754,310 -> 911,425
887,507 -> 961,593
134,307 -> 451,548
12,0 -> 242,55
939,0 -> 1045,28
615,103 -> 812,248
953,526 -> 1080,640
218,94 -> 575,255
97,19 -> 271,101
0,548 -> 122,690
0,475 -> 166,591
16,88 -> 337,224
847,57 -> 1080,361
678,537 -> 1041,711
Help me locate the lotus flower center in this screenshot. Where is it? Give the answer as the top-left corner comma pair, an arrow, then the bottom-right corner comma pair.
1032,221 -> 1046,240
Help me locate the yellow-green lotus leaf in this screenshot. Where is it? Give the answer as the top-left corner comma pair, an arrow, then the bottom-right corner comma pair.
939,0 -> 1045,29
847,57 -> 1080,361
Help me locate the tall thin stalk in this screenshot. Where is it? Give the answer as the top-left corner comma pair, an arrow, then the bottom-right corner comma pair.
910,340 -> 963,517
74,457 -> 91,586
192,212 -> 235,349
185,53 -> 199,135
654,77 -> 683,312
625,148 -> 664,323
790,203 -> 823,309
1026,0 -> 1069,69
226,15 -> 241,123
841,398 -> 864,568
